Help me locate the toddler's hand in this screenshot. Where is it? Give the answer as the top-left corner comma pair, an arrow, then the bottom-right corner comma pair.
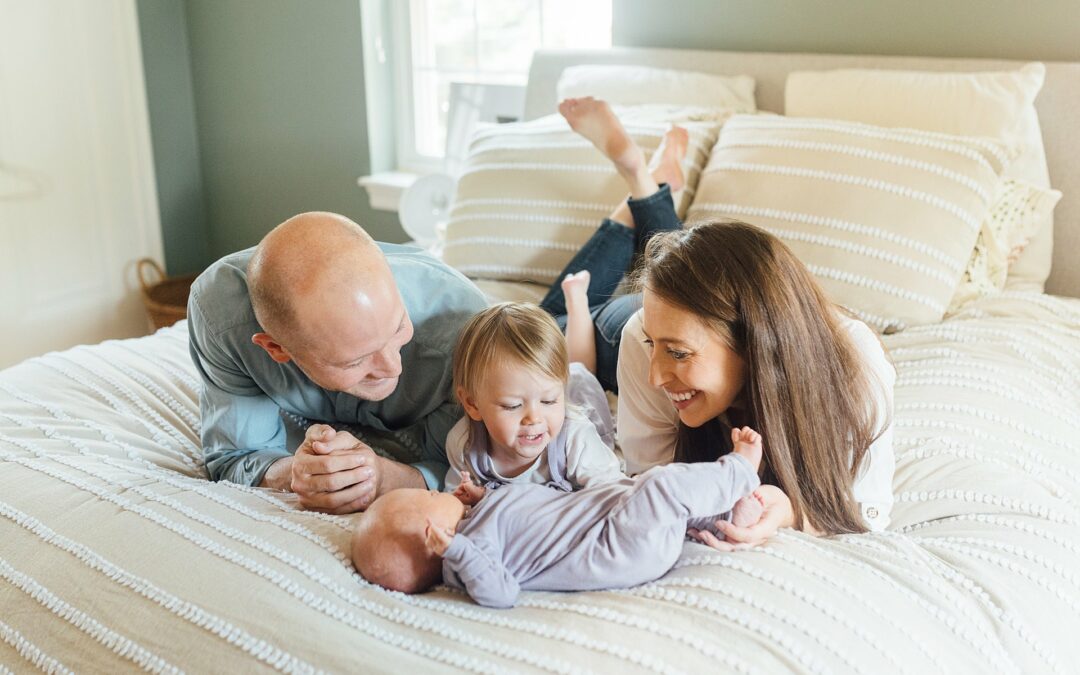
453,471 -> 487,506
425,518 -> 454,556
731,426 -> 763,473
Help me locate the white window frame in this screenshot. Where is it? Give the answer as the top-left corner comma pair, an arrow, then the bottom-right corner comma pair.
360,0 -> 611,210
387,0 -> 611,173
389,0 -> 445,175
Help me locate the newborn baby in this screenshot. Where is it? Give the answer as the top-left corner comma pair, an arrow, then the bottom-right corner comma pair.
352,427 -> 765,608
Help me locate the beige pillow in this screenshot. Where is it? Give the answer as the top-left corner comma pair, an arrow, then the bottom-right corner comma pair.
685,114 -> 1009,333
948,180 -> 1062,312
443,109 -> 723,287
784,64 -> 1053,290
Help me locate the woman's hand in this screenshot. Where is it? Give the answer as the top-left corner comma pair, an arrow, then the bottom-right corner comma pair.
689,485 -> 795,551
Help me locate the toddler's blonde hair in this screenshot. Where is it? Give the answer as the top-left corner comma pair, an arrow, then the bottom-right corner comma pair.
453,302 -> 569,404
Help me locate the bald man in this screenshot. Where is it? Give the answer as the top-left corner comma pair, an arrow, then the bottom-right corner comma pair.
187,212 -> 487,513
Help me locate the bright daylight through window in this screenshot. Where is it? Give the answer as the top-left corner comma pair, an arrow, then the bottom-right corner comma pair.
398,0 -> 612,169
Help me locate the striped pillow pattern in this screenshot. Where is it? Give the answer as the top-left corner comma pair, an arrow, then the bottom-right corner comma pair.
443,111 -> 721,287
684,114 -> 1010,332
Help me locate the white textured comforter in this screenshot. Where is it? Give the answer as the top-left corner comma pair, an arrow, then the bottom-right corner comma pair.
1,291 -> 1078,674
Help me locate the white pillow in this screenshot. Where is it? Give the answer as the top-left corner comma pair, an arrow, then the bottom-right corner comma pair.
443,108 -> 725,287
784,63 -> 1053,290
685,114 -> 1009,333
556,64 -> 756,114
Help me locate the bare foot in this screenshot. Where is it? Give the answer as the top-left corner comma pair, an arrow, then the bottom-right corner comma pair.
647,126 -> 689,194
731,491 -> 765,528
558,97 -> 651,190
561,271 -> 596,373
730,426 -> 763,473
561,270 -> 591,312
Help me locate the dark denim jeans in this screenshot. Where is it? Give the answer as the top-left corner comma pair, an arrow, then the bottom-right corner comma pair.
539,185 -> 683,393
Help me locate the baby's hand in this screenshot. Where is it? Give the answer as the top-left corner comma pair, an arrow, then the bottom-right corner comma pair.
731,426 -> 763,473
453,471 -> 487,506
425,518 -> 454,556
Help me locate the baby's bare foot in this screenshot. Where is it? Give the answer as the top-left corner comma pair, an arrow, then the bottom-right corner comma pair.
561,270 -> 591,311
731,491 -> 765,528
731,426 -> 763,473
558,97 -> 646,180
647,126 -> 689,194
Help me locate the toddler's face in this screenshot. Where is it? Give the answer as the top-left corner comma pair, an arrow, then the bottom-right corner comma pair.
464,361 -> 566,465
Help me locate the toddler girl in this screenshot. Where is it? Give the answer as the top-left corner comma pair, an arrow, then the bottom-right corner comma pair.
444,302 -> 624,497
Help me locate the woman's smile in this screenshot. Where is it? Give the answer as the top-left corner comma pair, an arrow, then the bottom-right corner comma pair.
665,388 -> 700,409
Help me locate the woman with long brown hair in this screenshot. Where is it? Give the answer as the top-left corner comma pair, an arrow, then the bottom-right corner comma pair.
539,97 -> 895,545
620,223 -> 895,542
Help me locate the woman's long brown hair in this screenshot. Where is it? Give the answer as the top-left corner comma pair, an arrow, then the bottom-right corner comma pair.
636,221 -> 888,535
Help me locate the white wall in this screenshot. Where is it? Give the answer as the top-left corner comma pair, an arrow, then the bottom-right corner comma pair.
0,0 -> 164,368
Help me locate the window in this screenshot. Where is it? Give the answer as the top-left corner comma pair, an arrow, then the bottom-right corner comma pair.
392,0 -> 612,172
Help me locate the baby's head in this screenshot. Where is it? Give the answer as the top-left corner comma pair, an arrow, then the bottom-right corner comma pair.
351,488 -> 466,593
453,303 -> 570,462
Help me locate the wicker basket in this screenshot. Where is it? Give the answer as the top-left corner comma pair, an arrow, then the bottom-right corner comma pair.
137,259 -> 197,330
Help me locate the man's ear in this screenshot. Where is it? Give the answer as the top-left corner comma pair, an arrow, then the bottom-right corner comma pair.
457,387 -> 483,421
252,333 -> 293,364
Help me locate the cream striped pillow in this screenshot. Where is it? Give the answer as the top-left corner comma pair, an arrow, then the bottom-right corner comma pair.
685,114 -> 1010,332
443,110 -> 723,287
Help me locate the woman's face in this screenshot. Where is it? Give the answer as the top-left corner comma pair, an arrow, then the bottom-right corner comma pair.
641,289 -> 747,428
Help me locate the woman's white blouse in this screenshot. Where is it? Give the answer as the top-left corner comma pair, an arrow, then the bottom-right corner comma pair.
616,308 -> 896,532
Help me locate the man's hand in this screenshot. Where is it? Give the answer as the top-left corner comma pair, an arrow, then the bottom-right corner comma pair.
289,424 -> 381,514
425,518 -> 454,556
452,471 -> 487,506
259,424 -> 430,512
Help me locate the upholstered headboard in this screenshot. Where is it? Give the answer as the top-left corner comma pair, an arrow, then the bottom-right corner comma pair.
524,48 -> 1080,298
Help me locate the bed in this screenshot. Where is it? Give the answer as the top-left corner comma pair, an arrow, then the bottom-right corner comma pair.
2,48 -> 1079,673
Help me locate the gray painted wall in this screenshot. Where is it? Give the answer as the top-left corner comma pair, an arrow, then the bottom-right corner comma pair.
613,0 -> 1080,61
184,0 -> 403,262
138,0 -> 404,274
136,0 -> 209,275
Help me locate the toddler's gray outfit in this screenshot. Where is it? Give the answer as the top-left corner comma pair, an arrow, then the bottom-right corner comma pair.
442,456 -> 760,608
458,417 -> 577,492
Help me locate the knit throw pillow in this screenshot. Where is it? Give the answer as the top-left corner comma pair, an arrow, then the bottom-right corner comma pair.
947,179 -> 1062,312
